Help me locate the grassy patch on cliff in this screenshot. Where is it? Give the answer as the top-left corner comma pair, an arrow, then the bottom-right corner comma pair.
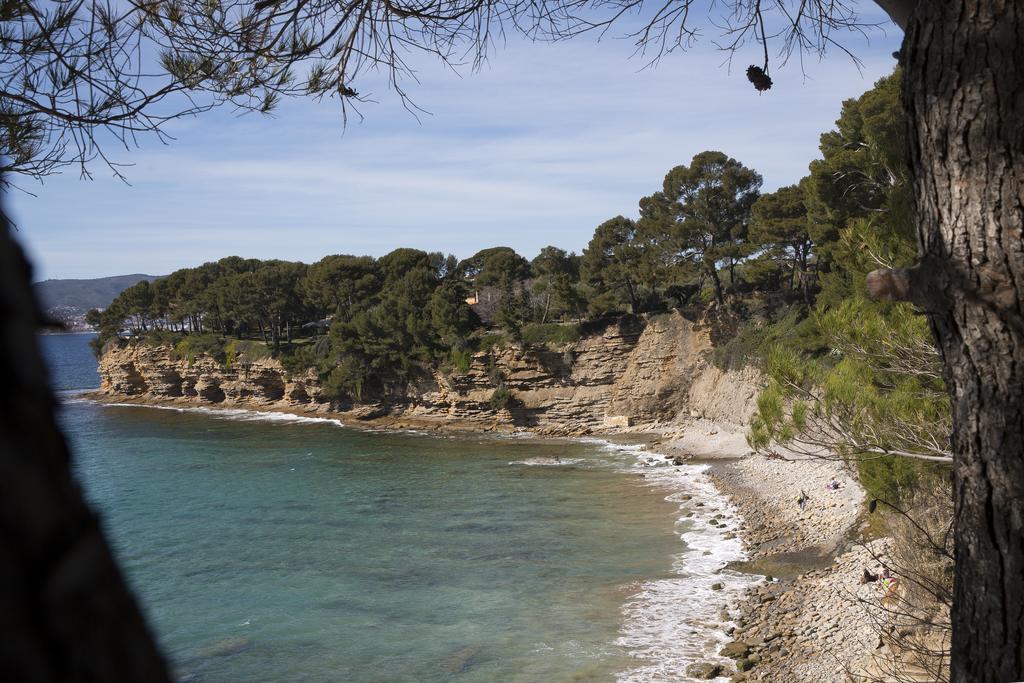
519,322 -> 581,347
172,333 -> 226,365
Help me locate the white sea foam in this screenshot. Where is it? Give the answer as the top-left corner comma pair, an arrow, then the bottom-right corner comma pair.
507,457 -> 584,467
585,440 -> 762,682
505,429 -> 537,439
95,401 -> 349,429
574,436 -> 648,453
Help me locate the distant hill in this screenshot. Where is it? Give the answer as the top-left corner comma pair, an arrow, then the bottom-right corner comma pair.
34,274 -> 160,313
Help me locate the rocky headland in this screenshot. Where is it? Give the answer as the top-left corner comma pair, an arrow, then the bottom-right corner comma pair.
95,312 -> 760,437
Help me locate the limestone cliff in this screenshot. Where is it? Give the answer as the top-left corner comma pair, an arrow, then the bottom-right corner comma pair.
97,312 -> 761,436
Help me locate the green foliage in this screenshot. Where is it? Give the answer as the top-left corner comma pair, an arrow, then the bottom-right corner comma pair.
302,254 -> 379,321
484,357 -> 506,388
638,150 -> 762,305
172,333 -> 225,365
748,183 -> 814,301
750,300 -> 950,503
225,339 -> 270,362
489,385 -> 514,411
322,356 -> 372,402
277,345 -> 319,376
710,307 -> 820,370
145,329 -> 179,347
324,251 -> 479,398
459,247 -> 531,286
89,333 -> 123,358
520,322 -> 581,347
855,453 -> 946,506
745,69 -> 952,507
531,246 -> 585,321
224,340 -> 237,370
85,68 -> 949,522
476,331 -> 511,351
430,280 -> 480,347
581,216 -> 652,315
450,347 -> 473,374
809,70 -> 913,307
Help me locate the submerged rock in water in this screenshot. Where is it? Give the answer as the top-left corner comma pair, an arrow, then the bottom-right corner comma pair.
197,635 -> 252,658
443,645 -> 483,674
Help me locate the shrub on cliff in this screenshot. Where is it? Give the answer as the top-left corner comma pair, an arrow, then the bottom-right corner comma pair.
278,344 -> 319,377
321,356 -> 374,403
172,334 -> 225,365
448,347 -> 473,375
520,322 -> 581,348
223,339 -> 271,370
489,385 -> 514,411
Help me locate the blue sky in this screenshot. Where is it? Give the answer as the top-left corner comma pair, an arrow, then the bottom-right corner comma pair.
11,14 -> 902,280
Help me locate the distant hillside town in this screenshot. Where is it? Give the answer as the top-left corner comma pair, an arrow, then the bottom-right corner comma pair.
34,274 -> 160,332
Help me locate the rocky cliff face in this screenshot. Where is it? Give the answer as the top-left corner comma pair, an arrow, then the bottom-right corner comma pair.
97,312 -> 761,435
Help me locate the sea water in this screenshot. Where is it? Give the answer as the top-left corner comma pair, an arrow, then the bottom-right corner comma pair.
41,333 -> 755,682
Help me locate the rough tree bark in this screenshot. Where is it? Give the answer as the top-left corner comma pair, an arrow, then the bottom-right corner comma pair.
877,1 -> 1024,679
0,215 -> 170,680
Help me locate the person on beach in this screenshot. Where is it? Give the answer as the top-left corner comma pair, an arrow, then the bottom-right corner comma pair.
879,568 -> 900,604
797,489 -> 809,511
860,568 -> 879,584
827,478 -> 840,490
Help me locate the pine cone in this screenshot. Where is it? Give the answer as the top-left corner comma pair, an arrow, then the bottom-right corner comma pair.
746,65 -> 773,92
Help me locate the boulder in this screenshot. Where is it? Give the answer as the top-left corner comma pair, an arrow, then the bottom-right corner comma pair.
686,662 -> 724,679
719,640 -> 751,659
736,657 -> 757,672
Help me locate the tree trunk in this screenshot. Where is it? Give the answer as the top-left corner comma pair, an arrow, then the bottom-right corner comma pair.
903,3 -> 1024,679
623,278 -> 639,314
705,263 -> 725,306
0,217 -> 170,680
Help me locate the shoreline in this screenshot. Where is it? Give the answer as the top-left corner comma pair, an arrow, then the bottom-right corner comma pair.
702,454 -> 896,682
83,390 -> 880,681
84,391 -> 535,434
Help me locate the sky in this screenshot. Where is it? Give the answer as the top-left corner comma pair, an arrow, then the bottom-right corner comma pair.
10,9 -> 903,281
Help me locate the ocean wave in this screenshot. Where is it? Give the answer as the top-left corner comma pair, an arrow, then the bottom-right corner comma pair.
616,458 -> 761,681
93,401 -> 349,429
507,457 -> 584,467
574,436 -> 649,453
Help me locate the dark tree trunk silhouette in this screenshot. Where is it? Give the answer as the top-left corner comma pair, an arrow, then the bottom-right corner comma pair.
623,277 -> 639,313
705,262 -> 725,306
0,214 -> 170,680
899,1 -> 1024,679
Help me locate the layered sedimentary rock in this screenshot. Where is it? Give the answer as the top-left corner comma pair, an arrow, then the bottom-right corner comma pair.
97,312 -> 761,435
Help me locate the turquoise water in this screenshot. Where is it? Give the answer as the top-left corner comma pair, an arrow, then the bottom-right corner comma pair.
42,333 -> 751,682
